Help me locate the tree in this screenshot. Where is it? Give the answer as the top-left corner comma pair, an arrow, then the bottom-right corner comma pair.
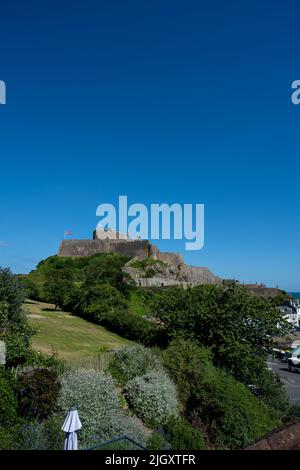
83,283 -> 128,322
153,284 -> 290,394
163,339 -> 281,449
43,269 -> 72,310
20,277 -> 39,300
0,268 -> 33,366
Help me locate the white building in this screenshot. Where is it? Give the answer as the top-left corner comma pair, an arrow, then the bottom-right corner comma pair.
279,299 -> 300,327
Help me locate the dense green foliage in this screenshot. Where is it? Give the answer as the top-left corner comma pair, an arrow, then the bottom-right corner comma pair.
130,258 -> 167,269
164,417 -> 206,450
108,344 -> 162,386
100,309 -> 163,345
0,416 -> 64,450
12,255 -> 295,449
147,431 -> 169,450
163,339 -> 213,406
147,418 -> 207,450
0,268 -> 34,366
27,255 -> 163,344
18,368 -> 61,420
154,284 -> 290,397
0,366 -> 19,427
36,253 -> 131,304
19,277 -> 39,300
163,339 -> 281,449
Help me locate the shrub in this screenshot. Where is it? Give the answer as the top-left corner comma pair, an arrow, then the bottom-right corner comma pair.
163,339 -> 213,406
100,413 -> 147,449
0,366 -> 19,427
153,284 -> 290,390
24,350 -> 65,375
164,417 -> 206,450
57,369 -> 146,448
189,367 -> 280,449
147,431 -> 170,450
18,368 -> 61,420
163,339 -> 280,449
20,277 -> 39,300
0,429 -> 13,449
9,416 -> 64,450
108,344 -> 162,386
0,267 -> 34,367
2,332 -> 32,367
144,268 -> 156,278
0,268 -> 25,324
124,370 -> 178,427
100,310 -> 164,346
83,284 -> 128,322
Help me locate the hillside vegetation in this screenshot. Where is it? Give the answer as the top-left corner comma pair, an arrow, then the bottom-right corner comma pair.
5,254 -> 297,449
25,299 -> 129,363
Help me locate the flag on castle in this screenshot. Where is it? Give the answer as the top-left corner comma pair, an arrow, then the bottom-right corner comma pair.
64,230 -> 73,239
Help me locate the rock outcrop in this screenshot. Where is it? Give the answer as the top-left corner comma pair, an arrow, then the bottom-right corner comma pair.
123,258 -> 221,288
58,230 -> 222,287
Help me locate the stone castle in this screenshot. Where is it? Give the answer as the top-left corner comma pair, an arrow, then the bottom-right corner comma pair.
58,229 -> 221,287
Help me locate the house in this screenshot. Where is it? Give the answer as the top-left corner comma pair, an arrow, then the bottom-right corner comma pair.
279,299 -> 300,327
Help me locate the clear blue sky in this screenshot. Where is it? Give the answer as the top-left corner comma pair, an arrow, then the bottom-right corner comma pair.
0,0 -> 300,291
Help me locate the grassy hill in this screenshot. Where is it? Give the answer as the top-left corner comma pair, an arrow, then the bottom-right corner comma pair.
25,299 -> 130,365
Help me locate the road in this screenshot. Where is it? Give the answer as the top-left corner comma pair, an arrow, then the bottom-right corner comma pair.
267,358 -> 300,404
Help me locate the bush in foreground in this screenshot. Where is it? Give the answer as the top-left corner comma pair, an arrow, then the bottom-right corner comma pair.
163,339 -> 281,449
124,370 -> 178,427
0,366 -> 19,427
0,416 -> 65,450
190,367 -> 280,449
108,344 -> 162,386
0,267 -> 34,367
164,417 -> 206,450
18,368 -> 61,420
57,369 -> 146,448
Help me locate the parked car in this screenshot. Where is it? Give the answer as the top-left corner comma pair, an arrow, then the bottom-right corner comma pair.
287,345 -> 300,373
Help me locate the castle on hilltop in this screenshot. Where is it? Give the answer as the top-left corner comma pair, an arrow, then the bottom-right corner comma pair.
58,228 -> 184,265
58,229 -> 221,287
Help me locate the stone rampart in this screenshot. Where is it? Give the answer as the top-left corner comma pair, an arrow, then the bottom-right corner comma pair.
156,251 -> 184,266
58,239 -> 110,257
58,238 -> 149,260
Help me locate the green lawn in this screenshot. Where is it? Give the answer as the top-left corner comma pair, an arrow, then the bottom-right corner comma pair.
25,299 -> 130,363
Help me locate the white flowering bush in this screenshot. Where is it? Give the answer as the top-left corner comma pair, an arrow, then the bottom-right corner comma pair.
57,369 -> 146,448
124,370 -> 178,427
108,344 -> 162,385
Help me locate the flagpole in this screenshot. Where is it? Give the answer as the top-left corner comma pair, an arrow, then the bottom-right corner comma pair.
64,231 -> 73,240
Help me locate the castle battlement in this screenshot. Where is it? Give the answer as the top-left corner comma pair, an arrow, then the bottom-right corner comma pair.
57,230 -> 221,287
58,230 -> 184,265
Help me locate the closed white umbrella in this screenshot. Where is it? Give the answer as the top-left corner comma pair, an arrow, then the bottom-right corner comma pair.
62,407 -> 82,450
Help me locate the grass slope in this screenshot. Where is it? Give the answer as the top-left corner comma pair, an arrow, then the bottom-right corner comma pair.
25,299 -> 130,363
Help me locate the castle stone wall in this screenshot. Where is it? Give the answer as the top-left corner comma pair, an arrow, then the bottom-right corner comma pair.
157,251 -> 184,266
136,277 -> 190,288
58,239 -> 110,257
58,238 -> 149,260
57,233 -> 221,287
109,239 -> 149,260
